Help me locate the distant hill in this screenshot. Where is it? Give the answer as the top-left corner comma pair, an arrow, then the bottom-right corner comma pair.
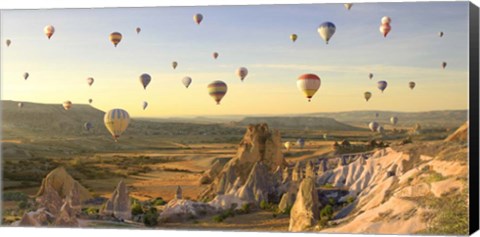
238,116 -> 365,131
305,110 -> 467,129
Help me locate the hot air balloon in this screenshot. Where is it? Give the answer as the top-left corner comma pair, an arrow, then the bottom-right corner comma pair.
104,108 -> 130,142
439,31 -> 444,37
390,116 -> 398,125
442,62 -> 447,69
172,61 -> 178,69
290,34 -> 298,42
369,121 -> 379,132
377,126 -> 385,134
344,3 -> 353,10
63,101 -> 72,110
380,23 -> 391,37
136,27 -> 141,34
44,25 -> 55,39
323,133 -> 328,140
297,138 -> 305,149
182,76 -> 192,88
87,77 -> 94,87
236,67 -> 248,82
297,73 -> 321,102
414,123 -> 422,131
84,122 -> 93,131
193,13 -> 203,25
375,112 -> 379,118
369,73 -> 374,80
284,141 -> 292,151
18,102 -> 24,108
381,16 -> 392,24
317,22 -> 336,44
139,73 -> 151,90
88,98 -> 93,104
208,80 -> 228,105
142,101 -> 148,110
109,32 -> 122,47
377,81 -> 388,93
23,72 -> 29,80
409,81 -> 416,90
364,91 -> 372,102
213,52 -> 219,59
6,39 -> 11,47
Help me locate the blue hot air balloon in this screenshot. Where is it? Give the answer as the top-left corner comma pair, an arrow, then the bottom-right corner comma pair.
317,22 -> 336,44
377,81 -> 388,93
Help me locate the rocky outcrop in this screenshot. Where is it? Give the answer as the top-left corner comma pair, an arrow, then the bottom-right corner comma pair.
288,177 -> 320,232
160,199 -> 217,223
199,123 -> 286,200
55,202 -> 79,227
292,162 -> 302,181
175,186 -> 183,199
36,167 -> 92,202
444,122 -> 468,143
16,208 -> 53,227
199,158 -> 229,184
236,162 -> 273,205
35,183 -> 63,216
67,182 -> 82,211
101,179 -> 131,220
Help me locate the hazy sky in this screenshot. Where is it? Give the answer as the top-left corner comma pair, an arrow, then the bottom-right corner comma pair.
0,2 -> 470,117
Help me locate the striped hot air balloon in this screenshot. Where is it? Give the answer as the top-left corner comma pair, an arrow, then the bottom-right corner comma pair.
208,80 -> 228,105
104,108 -> 130,142
297,74 -> 321,102
109,32 -> 122,47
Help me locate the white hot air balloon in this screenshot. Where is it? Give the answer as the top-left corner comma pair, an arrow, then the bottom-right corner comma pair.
317,22 -> 336,44
182,76 -> 192,88
236,67 -> 248,82
344,3 -> 353,10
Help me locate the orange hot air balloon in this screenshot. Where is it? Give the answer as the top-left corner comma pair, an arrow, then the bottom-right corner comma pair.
380,23 -> 391,37
109,32 -> 122,47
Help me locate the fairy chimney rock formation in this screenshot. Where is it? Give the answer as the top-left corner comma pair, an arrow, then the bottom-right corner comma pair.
55,201 -> 79,227
35,182 -> 63,216
199,123 -> 286,199
288,177 -> 320,232
292,162 -> 303,182
36,166 -> 92,202
305,160 -> 315,178
102,179 -> 131,220
67,182 -> 82,211
175,185 -> 183,199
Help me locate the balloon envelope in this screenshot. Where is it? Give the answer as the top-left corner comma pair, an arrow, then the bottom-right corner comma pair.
380,23 -> 391,37
297,138 -> 305,148
442,62 -> 447,69
44,25 -> 55,39
18,102 -> 23,108
172,61 -> 178,69
23,72 -> 29,80
88,98 -> 93,104
84,122 -> 93,131
142,101 -> 148,110
136,27 -> 141,34
409,81 -> 416,90
381,16 -> 392,24
193,13 -> 203,25
87,77 -> 94,86
6,39 -> 11,47
344,3 -> 353,10
364,91 -> 372,101
317,22 -> 336,44
139,73 -> 151,90
369,121 -> 379,132
236,67 -> 248,81
439,31 -> 444,37
390,116 -> 398,125
109,32 -> 122,47
208,80 -> 228,105
213,52 -> 219,59
377,81 -> 388,92
290,34 -> 298,42
182,76 -> 192,88
63,101 -> 72,110
104,108 -> 130,141
284,141 -> 292,151
377,126 -> 385,134
369,73 -> 374,79
297,74 -> 321,102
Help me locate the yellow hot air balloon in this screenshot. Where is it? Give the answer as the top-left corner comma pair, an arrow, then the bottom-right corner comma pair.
344,3 -> 353,10
109,32 -> 122,47
297,74 -> 321,102
44,25 -> 55,39
364,91 -> 372,101
290,34 -> 298,42
104,109 -> 130,142
208,80 -> 228,105
284,141 -> 292,151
